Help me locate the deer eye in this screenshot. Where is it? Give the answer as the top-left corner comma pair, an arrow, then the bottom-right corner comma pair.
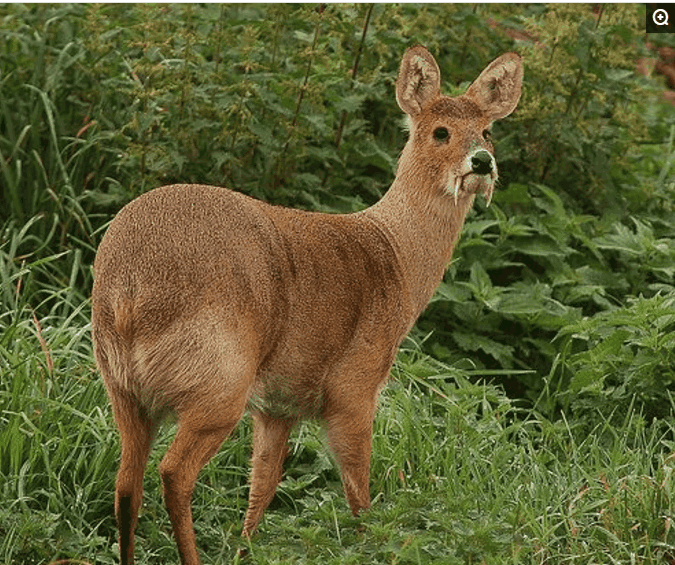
433,127 -> 449,142
482,129 -> 492,142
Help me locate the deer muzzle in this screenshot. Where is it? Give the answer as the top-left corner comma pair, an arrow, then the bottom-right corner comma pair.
448,149 -> 497,206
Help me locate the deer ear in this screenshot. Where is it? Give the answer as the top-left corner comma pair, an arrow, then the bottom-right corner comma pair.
465,52 -> 523,122
396,45 -> 441,117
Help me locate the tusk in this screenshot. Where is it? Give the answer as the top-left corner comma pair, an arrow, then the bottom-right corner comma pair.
484,185 -> 493,207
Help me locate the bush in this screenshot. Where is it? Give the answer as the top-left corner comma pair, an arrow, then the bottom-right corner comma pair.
2,3 -> 674,419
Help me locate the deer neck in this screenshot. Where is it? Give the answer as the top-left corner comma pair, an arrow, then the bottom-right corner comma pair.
364,167 -> 475,322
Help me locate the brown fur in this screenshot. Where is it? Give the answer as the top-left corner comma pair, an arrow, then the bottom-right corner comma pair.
91,45 -> 522,565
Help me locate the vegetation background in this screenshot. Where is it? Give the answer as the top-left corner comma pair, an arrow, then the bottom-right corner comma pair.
1,3 -> 675,564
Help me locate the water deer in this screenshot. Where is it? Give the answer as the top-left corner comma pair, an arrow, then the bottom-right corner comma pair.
92,45 -> 522,564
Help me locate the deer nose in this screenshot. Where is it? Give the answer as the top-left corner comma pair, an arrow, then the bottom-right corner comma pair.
471,150 -> 493,175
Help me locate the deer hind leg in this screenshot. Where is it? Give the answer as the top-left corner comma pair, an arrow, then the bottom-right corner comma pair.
159,391 -> 248,565
108,387 -> 157,565
242,413 -> 294,537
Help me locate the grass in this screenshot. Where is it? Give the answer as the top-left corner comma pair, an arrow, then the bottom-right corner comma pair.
1,4 -> 675,564
1,298 -> 674,564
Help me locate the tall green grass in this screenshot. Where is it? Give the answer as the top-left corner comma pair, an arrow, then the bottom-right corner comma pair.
2,4 -> 675,564
1,310 -> 673,563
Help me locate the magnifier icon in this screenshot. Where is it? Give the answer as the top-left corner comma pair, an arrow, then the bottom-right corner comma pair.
653,8 -> 669,26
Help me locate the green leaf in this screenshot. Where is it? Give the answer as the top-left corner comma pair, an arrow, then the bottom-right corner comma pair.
452,331 -> 515,366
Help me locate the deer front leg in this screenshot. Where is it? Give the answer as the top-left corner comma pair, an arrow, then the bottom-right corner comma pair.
242,413 -> 294,537
325,395 -> 378,516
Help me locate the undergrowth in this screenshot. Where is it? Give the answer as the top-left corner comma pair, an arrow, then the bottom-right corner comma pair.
1,318 -> 673,563
1,3 -> 675,564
